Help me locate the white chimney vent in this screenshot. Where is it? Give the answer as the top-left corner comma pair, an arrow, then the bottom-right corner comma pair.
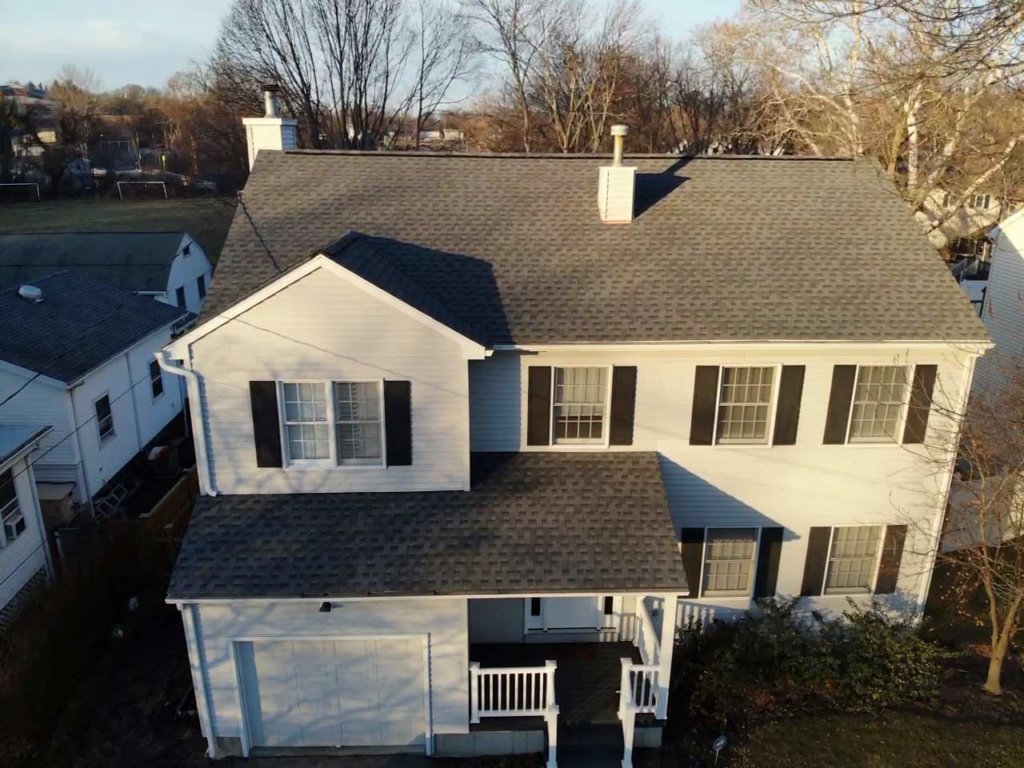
598,124 -> 636,223
242,84 -> 298,171
18,284 -> 42,303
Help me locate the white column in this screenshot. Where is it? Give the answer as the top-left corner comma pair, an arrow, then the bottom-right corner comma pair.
545,704 -> 559,768
655,593 -> 677,720
469,662 -> 481,723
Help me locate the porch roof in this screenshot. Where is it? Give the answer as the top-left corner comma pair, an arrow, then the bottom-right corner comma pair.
168,452 -> 687,600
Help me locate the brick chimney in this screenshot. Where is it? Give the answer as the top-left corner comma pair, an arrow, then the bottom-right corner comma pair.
241,84 -> 298,171
597,124 -> 636,223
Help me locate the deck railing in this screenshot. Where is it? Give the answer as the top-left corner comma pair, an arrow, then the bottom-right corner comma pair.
469,660 -> 557,722
618,660 -> 659,716
634,599 -> 660,666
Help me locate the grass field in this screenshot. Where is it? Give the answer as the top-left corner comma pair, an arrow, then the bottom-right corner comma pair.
0,197 -> 237,263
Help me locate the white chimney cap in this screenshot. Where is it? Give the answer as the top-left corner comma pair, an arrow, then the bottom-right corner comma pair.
18,285 -> 42,302
610,124 -> 630,137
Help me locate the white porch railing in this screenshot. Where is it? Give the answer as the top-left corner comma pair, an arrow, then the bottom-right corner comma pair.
618,660 -> 660,716
633,598 -> 660,666
469,661 -> 559,768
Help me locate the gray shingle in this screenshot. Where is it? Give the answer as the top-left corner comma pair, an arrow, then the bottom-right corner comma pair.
0,272 -> 193,383
0,232 -> 188,292
204,152 -> 987,345
167,452 -> 687,599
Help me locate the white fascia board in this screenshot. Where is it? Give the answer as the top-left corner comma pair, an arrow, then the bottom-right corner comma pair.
989,206 -> 1024,240
494,339 -> 993,354
165,255 -> 489,360
67,319 -> 183,388
167,588 -> 683,606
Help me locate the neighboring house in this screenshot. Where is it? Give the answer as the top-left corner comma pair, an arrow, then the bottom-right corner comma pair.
161,106 -> 988,766
0,425 -> 52,627
0,273 -> 193,506
0,232 -> 213,314
971,207 -> 1024,398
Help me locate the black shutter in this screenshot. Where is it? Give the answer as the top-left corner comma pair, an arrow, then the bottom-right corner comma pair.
773,366 -> 805,446
903,365 -> 937,445
823,365 -> 857,444
800,527 -> 832,597
875,525 -> 907,594
384,380 -> 412,466
679,528 -> 705,597
249,381 -> 282,468
690,367 -> 720,446
527,366 -> 552,446
754,527 -> 784,598
609,366 -> 638,446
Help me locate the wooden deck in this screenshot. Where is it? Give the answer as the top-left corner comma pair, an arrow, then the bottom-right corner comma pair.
469,641 -> 642,726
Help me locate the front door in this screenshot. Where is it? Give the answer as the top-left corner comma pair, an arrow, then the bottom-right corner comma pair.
525,597 -> 603,632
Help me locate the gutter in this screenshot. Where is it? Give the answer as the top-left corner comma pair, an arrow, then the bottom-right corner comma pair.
157,350 -> 216,496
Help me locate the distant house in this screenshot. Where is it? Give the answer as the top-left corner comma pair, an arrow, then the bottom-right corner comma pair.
0,232 -> 213,314
0,425 -> 52,627
0,272 -> 193,506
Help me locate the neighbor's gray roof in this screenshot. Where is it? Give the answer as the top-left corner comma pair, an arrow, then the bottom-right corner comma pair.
168,452 -> 687,600
0,425 -> 51,469
0,272 -> 193,383
203,151 -> 987,345
0,232 -> 189,293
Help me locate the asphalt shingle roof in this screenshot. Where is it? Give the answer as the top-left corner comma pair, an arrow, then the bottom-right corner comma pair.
0,272 -> 193,383
204,151 -> 987,345
0,232 -> 189,293
168,452 -> 687,600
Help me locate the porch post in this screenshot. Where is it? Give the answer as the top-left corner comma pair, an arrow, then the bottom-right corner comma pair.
655,593 -> 677,720
469,662 -> 481,724
545,703 -> 559,768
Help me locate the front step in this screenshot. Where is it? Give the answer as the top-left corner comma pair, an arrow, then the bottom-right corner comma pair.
559,723 -> 623,748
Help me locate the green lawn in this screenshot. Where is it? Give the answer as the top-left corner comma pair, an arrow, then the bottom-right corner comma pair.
734,712 -> 1024,768
0,197 -> 237,263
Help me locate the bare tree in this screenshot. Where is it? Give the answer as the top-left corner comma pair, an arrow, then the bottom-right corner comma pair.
915,362 -> 1024,695
410,0 -> 474,143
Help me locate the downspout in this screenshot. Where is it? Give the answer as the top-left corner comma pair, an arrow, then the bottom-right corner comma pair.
179,603 -> 217,757
125,351 -> 144,456
157,350 -> 216,496
67,387 -> 93,505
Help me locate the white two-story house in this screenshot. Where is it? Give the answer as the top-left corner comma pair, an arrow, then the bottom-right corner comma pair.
163,103 -> 989,767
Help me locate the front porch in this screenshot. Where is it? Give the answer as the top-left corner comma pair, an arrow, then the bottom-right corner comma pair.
464,595 -> 675,768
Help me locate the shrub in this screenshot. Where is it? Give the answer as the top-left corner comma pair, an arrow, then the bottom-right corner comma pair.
671,599 -> 949,731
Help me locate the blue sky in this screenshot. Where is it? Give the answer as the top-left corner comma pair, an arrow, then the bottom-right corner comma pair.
0,0 -> 742,89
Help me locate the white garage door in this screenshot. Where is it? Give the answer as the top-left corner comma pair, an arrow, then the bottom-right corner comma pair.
243,638 -> 425,749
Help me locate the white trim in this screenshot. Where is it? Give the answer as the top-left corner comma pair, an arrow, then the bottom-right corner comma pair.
697,526 -> 761,599
180,604 -> 216,758
821,524 -> 885,596
711,365 -> 780,447
167,589 -> 676,607
230,632 -> 432,756
165,256 -> 488,360
494,340 -> 992,353
844,364 -> 912,446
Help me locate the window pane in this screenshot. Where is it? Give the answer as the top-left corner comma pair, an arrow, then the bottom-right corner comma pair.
703,528 -> 757,596
825,526 -> 881,594
334,382 -> 383,465
717,367 -> 774,444
849,367 -> 908,442
553,367 -> 607,444
282,382 -> 329,461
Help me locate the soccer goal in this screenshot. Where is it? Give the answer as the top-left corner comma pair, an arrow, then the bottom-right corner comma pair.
116,180 -> 168,200
0,182 -> 41,202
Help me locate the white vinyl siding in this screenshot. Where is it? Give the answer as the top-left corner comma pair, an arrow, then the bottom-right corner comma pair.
824,526 -> 882,595
552,366 -> 608,444
334,382 -> 383,465
703,528 -> 757,597
282,383 -> 330,462
848,366 -> 908,443
716,366 -> 774,444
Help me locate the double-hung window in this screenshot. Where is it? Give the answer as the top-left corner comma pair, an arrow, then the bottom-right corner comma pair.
824,526 -> 881,594
334,382 -> 383,465
717,366 -> 775,444
281,381 -> 384,466
197,275 -> 206,301
0,469 -> 24,547
282,383 -> 330,461
702,528 -> 757,596
95,395 -> 114,442
149,359 -> 164,400
552,367 -> 608,444
848,366 -> 908,443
